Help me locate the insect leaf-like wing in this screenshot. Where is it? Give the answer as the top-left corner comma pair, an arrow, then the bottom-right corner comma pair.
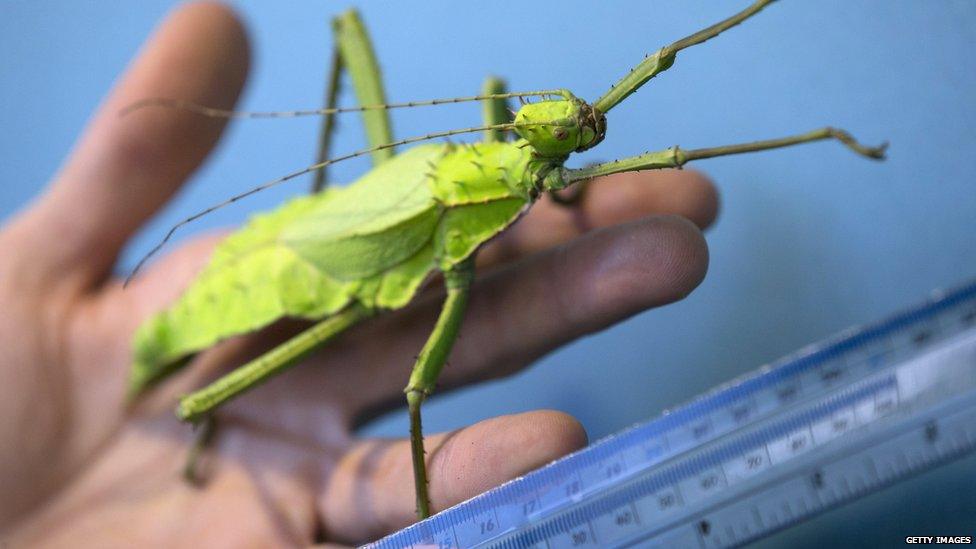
129,145 -> 448,394
280,145 -> 446,280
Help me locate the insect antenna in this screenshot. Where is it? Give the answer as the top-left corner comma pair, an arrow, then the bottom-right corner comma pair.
124,120 -> 569,286
119,90 -> 569,119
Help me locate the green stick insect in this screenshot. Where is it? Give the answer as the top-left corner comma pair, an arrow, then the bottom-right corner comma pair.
124,0 -> 886,520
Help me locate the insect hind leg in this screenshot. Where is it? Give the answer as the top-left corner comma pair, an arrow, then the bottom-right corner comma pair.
312,9 -> 395,192
181,10 -> 395,484
481,76 -> 512,142
183,415 -> 217,486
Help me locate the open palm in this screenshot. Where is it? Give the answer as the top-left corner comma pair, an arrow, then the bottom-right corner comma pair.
0,4 -> 716,547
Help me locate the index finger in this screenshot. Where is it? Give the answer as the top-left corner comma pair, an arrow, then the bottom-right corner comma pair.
16,2 -> 249,293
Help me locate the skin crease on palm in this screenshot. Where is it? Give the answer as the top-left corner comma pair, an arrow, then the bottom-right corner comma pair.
0,3 -> 720,547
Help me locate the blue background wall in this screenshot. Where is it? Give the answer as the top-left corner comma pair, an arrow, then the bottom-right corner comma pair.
2,1 -> 974,545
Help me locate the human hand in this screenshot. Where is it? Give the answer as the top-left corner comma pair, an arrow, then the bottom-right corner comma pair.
0,3 -> 717,546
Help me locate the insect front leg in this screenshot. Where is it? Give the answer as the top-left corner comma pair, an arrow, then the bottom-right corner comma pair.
404,260 -> 475,519
556,127 -> 887,187
594,0 -> 777,114
548,162 -> 597,207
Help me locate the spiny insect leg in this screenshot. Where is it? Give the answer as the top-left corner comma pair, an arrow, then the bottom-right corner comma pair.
561,127 -> 887,185
332,9 -> 395,169
404,261 -> 474,519
481,76 -> 512,142
176,305 -> 372,423
311,42 -> 342,193
594,0 -> 778,113
313,9 -> 398,192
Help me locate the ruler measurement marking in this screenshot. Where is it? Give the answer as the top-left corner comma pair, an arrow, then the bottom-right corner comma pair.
373,282 -> 976,548
479,377 -> 899,547
505,374 -> 961,548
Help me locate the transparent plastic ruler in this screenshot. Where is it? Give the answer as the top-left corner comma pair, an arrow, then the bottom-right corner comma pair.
367,280 -> 976,548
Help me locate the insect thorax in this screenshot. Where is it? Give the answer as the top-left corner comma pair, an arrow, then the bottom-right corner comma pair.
427,141 -> 557,204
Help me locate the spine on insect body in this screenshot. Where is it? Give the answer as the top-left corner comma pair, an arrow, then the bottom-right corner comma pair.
425,141 -> 543,270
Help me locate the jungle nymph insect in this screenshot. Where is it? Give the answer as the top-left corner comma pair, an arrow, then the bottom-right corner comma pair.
125,0 -> 886,519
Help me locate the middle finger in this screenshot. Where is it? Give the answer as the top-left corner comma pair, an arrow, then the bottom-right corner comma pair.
477,168 -> 718,268
333,213 -> 708,420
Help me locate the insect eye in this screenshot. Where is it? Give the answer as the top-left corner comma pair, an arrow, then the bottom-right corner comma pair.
553,128 -> 568,140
